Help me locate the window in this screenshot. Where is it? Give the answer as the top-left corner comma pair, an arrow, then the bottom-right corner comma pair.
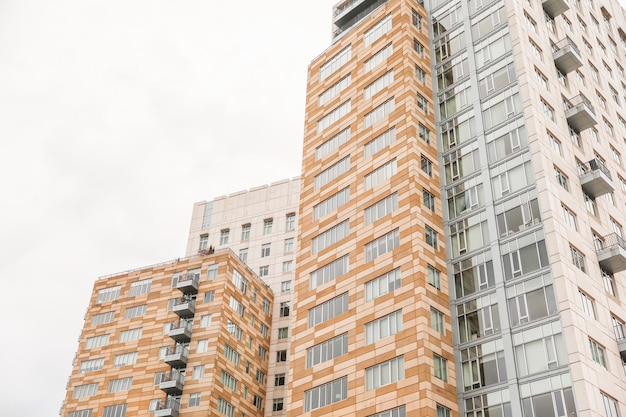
525,12 -> 537,32
365,268 -> 401,301
114,352 -> 137,367
241,224 -> 250,240
461,345 -> 507,391
229,296 -> 245,317
428,265 -> 441,289
219,229 -> 229,245
124,304 -> 146,319
585,193 -> 598,216
365,97 -> 395,127
364,193 -> 398,224
308,292 -> 349,327
278,327 -> 289,339
200,314 -> 213,327
554,166 -> 569,190
102,404 -> 127,417
319,73 -> 351,105
315,156 -> 350,188
417,93 -> 429,113
580,290 -> 596,319
259,265 -> 269,277
260,323 -> 269,338
541,98 -> 554,121
365,310 -> 403,344
80,358 -> 104,373
434,354 -> 448,381
319,45 -> 351,80
515,333 -> 567,376
561,204 -> 577,230
414,38 -> 424,56
281,280 -> 292,292
197,339 -> 208,353
602,393 -> 620,417
96,286 -> 120,303
548,131 -> 562,155
284,237 -> 294,252
85,334 -> 110,349
364,70 -> 394,99
192,365 -> 205,379
207,264 -> 218,279
419,123 -> 430,143
316,127 -> 350,159
423,190 -> 435,211
91,311 -> 115,326
318,100 -> 351,133
421,155 -> 433,176
273,398 -> 285,412
128,279 -> 152,297
570,245 -> 585,272
313,187 -> 350,220
365,356 -> 405,390
508,282 -> 557,326
425,225 -> 438,249
68,411 -> 92,417
306,333 -> 348,368
262,297 -> 271,314
589,339 -> 607,369
263,218 -> 273,235
365,43 -> 393,72
431,308 -> 444,334
282,260 -> 293,272
304,376 -> 348,412
364,14 -> 391,46
603,270 -> 616,296
535,68 -> 548,90
310,254 -> 349,289
436,405 -> 451,417
73,383 -> 99,399
277,349 -> 288,362
260,243 -> 270,258
364,127 -> 396,158
369,406 -> 406,417
227,319 -> 243,340
502,239 -> 549,280
365,228 -> 400,262
108,377 -> 132,393
204,290 -> 215,303
253,395 -> 263,410
364,159 -> 397,190
255,369 -> 266,384
221,370 -> 238,391
311,220 -> 350,254
217,397 -> 235,417
613,316 -> 625,340
416,65 -> 426,82
224,344 -> 240,365
187,393 -> 200,407
274,373 -> 286,386
280,302 -> 290,317
285,213 -> 296,230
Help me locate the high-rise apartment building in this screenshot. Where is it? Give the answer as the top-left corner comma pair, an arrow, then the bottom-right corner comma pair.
60,251 -> 273,417
186,178 -> 300,415
288,1 -> 456,417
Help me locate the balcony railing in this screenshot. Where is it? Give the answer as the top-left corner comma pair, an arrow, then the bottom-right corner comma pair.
175,273 -> 199,295
154,397 -> 181,417
172,298 -> 196,317
167,320 -> 192,342
564,94 -> 597,132
579,158 -> 614,198
597,233 -> 626,274
553,36 -> 583,74
164,345 -> 189,368
158,371 -> 185,395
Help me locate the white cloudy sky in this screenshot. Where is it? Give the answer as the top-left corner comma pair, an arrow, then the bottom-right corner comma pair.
0,0 -> 337,414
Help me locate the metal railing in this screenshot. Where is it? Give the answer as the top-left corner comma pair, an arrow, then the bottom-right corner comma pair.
564,94 -> 596,116
555,36 -> 581,57
173,298 -> 196,308
158,370 -> 185,385
156,397 -> 181,412
165,345 -> 189,357
579,158 -> 612,179
168,320 -> 192,332
597,233 -> 626,253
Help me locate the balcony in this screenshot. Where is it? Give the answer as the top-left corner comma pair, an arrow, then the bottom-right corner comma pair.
553,37 -> 583,74
175,273 -> 199,295
158,371 -> 185,395
565,94 -> 597,132
597,233 -> 626,274
542,0 -> 569,18
172,298 -> 195,318
617,337 -> 626,362
579,158 -> 614,198
164,346 -> 189,368
332,0 -> 387,40
154,398 -> 181,417
167,320 -> 192,343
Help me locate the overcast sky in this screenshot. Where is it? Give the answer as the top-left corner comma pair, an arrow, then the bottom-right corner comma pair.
0,1 -> 337,414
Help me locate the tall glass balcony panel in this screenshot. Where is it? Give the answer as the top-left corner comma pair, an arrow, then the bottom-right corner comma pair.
482,88 -> 522,131
437,54 -> 469,90
474,28 -> 511,69
513,322 -> 568,377
457,292 -> 501,343
447,178 -> 485,219
434,29 -> 466,64
460,340 -> 507,392
485,120 -> 527,164
439,81 -> 473,120
443,141 -> 480,184
465,389 -> 512,417
453,251 -> 495,300
506,272 -> 558,328
471,4 -> 507,40
490,153 -> 534,201
441,110 -> 475,151
495,191 -> 541,238
520,384 -> 577,417
477,57 -> 516,99
449,211 -> 490,257
432,1 -> 465,38
500,231 -> 549,282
